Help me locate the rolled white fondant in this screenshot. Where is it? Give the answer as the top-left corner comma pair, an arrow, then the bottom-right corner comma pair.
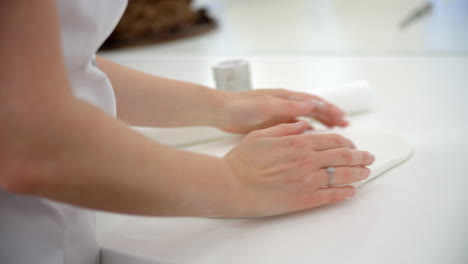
314,80 -> 374,114
213,60 -> 253,92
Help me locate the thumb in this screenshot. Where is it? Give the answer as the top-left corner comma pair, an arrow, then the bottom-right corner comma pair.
253,121 -> 310,138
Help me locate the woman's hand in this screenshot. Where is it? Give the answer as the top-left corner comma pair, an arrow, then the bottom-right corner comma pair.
96,58 -> 344,131
221,121 -> 374,217
217,89 -> 348,134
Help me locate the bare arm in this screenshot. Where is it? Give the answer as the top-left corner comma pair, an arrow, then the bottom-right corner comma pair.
97,56 -> 349,133
97,56 -> 227,128
0,0 -> 235,216
1,0 -> 371,218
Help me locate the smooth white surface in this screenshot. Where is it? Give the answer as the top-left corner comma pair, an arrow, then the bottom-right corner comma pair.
100,0 -> 468,58
97,56 -> 468,264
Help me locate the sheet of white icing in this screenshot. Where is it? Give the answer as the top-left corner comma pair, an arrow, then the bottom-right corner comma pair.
98,128 -> 412,264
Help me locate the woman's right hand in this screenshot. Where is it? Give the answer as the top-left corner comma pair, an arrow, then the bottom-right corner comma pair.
222,121 -> 375,217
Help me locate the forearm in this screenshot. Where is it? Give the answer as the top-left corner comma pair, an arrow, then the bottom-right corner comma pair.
96,56 -> 227,128
4,97 -> 236,216
0,1 -> 236,217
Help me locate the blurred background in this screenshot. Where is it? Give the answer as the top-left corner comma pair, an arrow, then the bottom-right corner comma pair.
100,0 -> 468,58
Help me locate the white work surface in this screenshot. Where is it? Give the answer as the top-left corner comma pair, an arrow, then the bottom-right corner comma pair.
101,0 -> 468,56
97,57 -> 468,264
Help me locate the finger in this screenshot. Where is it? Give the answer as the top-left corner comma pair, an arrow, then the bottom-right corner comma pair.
286,119 -> 314,130
289,92 -> 345,117
256,89 -> 323,103
314,167 -> 370,187
315,114 -> 348,127
283,92 -> 347,127
270,98 -> 317,117
306,99 -> 348,127
250,121 -> 310,138
255,88 -> 296,99
287,98 -> 347,128
305,186 -> 356,208
282,117 -> 301,124
264,89 -> 344,117
300,133 -> 356,150
313,111 -> 349,128
257,89 -> 348,127
316,148 -> 375,167
273,98 -> 347,128
280,133 -> 355,154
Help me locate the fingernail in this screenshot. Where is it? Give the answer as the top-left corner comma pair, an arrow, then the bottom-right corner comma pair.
361,168 -> 371,180
366,152 -> 375,165
346,188 -> 357,200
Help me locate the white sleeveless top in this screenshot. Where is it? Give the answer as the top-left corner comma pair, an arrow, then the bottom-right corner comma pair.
0,1 -> 127,264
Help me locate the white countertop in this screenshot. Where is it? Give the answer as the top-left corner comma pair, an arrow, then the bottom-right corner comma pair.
97,56 -> 468,264
101,0 -> 468,57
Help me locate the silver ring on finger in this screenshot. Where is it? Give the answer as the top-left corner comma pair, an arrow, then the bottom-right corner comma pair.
326,167 -> 335,187
311,99 -> 326,113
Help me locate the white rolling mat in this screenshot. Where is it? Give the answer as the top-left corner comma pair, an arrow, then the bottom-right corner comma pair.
99,128 -> 412,264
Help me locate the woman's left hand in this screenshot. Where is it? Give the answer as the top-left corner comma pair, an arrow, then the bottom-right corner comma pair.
216,89 -> 348,134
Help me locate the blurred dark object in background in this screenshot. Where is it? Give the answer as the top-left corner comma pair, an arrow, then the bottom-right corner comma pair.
100,0 -> 217,50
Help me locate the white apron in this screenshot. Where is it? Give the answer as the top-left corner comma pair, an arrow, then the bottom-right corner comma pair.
0,1 -> 127,263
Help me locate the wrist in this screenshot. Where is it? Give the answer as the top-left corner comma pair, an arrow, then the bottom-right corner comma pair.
164,149 -> 243,217
201,89 -> 231,128
205,156 -> 245,217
